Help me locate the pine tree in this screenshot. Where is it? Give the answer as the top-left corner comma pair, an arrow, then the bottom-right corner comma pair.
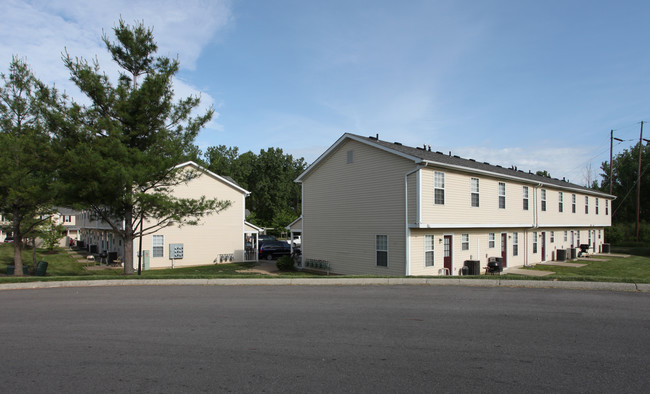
57,20 -> 230,274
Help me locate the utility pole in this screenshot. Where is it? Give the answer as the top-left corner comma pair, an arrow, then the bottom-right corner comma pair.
635,121 -> 644,241
610,130 -> 623,195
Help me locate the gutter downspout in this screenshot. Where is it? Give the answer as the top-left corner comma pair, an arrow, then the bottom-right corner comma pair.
405,163 -> 427,276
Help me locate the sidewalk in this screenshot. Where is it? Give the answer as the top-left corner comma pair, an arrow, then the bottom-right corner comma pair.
1,277 -> 648,293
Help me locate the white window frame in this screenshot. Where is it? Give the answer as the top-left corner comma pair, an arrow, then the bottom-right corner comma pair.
434,172 -> 445,205
522,186 -> 529,211
152,235 -> 164,258
572,194 -> 576,213
488,233 -> 495,248
512,232 -> 519,256
498,182 -> 506,209
596,198 -> 599,215
550,231 -> 555,243
606,200 -> 609,215
585,196 -> 589,214
541,189 -> 547,212
470,178 -> 479,207
425,235 -> 435,267
532,232 -> 538,253
347,150 -> 354,164
564,230 -> 568,242
461,234 -> 469,251
376,235 -> 388,267
558,192 -> 564,213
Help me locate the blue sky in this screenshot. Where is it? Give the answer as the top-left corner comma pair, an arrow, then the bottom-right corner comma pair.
2,0 -> 649,185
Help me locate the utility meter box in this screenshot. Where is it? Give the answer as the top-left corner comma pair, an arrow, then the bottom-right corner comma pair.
169,244 -> 184,259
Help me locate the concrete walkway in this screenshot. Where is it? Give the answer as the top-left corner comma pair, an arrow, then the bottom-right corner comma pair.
538,261 -> 588,268
504,267 -> 555,277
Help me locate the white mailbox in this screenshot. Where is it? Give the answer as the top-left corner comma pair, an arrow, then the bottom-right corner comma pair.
169,243 -> 184,259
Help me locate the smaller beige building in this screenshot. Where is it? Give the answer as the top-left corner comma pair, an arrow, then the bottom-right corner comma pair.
77,161 -> 258,268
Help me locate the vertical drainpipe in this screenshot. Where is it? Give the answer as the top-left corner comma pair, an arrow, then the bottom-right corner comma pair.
405,163 -> 426,276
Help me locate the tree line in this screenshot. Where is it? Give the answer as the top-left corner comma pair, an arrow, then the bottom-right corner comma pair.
0,20 -> 305,276
598,142 -> 650,243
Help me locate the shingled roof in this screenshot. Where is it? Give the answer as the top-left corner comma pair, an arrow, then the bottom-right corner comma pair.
300,133 -> 614,198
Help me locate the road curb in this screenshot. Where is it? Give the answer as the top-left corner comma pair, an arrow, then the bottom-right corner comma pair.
0,278 -> 648,292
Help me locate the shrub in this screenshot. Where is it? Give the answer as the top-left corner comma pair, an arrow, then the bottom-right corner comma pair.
276,255 -> 294,271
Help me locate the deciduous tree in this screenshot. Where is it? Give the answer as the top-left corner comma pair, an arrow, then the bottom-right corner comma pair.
0,57 -> 58,276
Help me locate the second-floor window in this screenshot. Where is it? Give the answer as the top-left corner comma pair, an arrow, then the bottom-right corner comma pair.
606,200 -> 609,215
498,182 -> 506,209
522,186 -> 529,210
434,172 -> 445,205
470,178 -> 479,207
559,192 -> 564,212
572,194 -> 576,213
596,198 -> 599,214
585,196 -> 589,214
541,189 -> 547,211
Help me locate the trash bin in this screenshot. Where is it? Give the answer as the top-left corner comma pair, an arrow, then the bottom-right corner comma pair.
77,240 -> 85,249
461,266 -> 469,276
464,260 -> 481,275
108,252 -> 118,265
35,261 -> 48,276
570,248 -> 577,259
90,244 -> 98,254
602,243 -> 610,253
6,265 -> 29,275
556,249 -> 567,261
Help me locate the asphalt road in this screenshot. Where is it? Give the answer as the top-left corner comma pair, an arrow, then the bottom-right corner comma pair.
1,285 -> 649,393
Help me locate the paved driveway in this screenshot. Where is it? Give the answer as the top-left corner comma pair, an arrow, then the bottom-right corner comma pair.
1,285 -> 648,393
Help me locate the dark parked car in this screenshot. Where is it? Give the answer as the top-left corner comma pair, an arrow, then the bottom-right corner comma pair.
258,234 -> 277,244
3,237 -> 14,243
259,240 -> 291,260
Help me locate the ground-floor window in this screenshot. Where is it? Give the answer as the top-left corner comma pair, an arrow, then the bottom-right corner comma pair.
599,230 -> 602,239
532,232 -> 538,253
425,235 -> 434,267
488,233 -> 495,248
550,231 -> 555,243
152,235 -> 164,258
564,230 -> 568,242
376,235 -> 388,267
513,232 -> 519,256
461,234 -> 469,250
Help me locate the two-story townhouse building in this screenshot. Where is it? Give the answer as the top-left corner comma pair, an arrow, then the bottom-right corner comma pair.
296,133 -> 614,276
76,161 -> 260,268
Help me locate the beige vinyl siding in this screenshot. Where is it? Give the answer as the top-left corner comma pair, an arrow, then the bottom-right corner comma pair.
136,168 -> 246,269
537,188 -> 612,228
302,140 -> 415,276
420,168 -> 533,227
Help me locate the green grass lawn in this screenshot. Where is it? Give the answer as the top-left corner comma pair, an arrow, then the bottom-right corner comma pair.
2,243 -> 649,284
519,254 -> 650,283
0,243 -> 312,283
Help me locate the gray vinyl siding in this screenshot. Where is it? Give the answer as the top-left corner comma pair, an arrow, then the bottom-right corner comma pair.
301,140 -> 415,276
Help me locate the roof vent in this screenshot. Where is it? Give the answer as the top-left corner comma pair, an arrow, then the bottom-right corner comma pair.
369,133 -> 379,140
416,146 -> 425,150
453,155 -> 460,159
483,162 -> 490,165
437,151 -> 443,155
427,145 -> 431,152
496,165 -> 502,168
394,142 -> 402,145
469,159 -> 475,162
